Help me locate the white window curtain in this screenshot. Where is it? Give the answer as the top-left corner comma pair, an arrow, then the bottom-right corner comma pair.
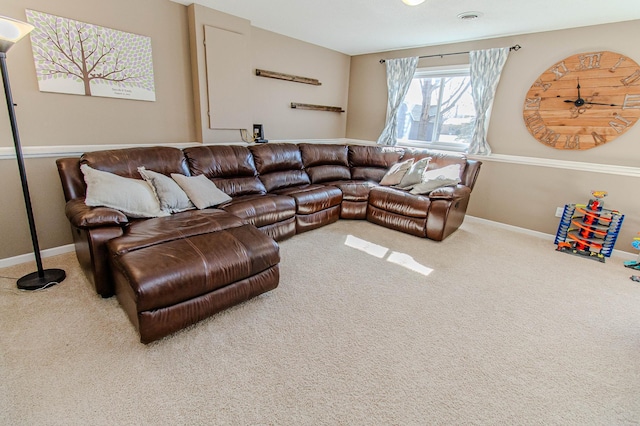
468,47 -> 510,155
376,56 -> 419,146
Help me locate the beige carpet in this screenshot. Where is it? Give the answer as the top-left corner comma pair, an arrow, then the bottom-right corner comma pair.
1,218 -> 639,425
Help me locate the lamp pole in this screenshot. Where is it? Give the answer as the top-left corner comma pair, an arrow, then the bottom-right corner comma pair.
0,16 -> 65,290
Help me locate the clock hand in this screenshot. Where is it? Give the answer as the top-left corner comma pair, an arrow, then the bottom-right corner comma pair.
584,101 -> 621,106
563,100 -> 621,107
576,77 -> 581,100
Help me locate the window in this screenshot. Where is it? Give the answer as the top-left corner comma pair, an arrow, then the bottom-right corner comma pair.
396,65 -> 475,151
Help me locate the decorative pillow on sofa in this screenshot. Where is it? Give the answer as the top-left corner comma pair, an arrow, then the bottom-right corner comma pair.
379,158 -> 414,186
138,167 -> 194,213
398,157 -> 431,189
171,173 -> 231,210
409,164 -> 462,195
81,164 -> 168,218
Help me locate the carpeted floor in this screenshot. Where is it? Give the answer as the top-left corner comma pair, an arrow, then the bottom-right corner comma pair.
1,218 -> 639,425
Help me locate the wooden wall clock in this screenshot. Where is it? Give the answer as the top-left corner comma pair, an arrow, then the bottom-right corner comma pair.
523,51 -> 640,150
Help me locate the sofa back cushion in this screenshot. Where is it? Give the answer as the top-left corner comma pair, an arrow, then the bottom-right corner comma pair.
249,144 -> 310,192
402,148 -> 467,180
81,147 -> 190,180
348,145 -> 405,182
75,146 -> 189,198
299,143 -> 351,183
183,146 -> 267,197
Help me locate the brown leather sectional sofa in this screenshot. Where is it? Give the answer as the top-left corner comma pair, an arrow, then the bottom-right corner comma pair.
56,142 -> 481,343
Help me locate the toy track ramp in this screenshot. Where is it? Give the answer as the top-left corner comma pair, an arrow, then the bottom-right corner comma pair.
554,202 -> 624,262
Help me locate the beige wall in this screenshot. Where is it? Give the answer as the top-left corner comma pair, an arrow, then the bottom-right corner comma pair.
0,1 -> 351,261
347,20 -> 640,252
188,5 -> 350,143
0,0 -> 195,261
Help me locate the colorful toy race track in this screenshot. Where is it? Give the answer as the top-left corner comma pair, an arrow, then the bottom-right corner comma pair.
554,191 -> 624,263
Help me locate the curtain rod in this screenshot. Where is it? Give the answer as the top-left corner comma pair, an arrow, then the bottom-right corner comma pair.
379,44 -> 521,64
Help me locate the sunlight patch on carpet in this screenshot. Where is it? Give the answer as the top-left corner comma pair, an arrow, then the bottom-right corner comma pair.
344,235 -> 433,276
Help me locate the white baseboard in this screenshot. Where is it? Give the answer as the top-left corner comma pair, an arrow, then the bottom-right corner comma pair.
0,244 -> 76,269
3,218 -> 634,267
466,215 -> 636,260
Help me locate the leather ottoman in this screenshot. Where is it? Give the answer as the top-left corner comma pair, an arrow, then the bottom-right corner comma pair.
108,216 -> 280,343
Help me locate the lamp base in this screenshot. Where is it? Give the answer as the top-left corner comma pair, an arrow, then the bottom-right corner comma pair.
17,268 -> 66,291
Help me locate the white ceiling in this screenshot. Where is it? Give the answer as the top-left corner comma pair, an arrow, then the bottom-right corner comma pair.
171,0 -> 640,56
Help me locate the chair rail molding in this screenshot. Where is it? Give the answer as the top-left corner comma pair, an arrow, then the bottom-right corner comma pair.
2,142 -> 638,178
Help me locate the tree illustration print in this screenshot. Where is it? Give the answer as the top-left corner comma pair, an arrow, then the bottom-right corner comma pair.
26,10 -> 155,101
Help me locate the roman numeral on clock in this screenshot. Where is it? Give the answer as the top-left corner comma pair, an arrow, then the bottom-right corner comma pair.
533,79 -> 551,92
621,69 -> 640,86
564,135 -> 580,150
524,97 -> 541,110
591,131 -> 606,145
608,113 -> 632,133
550,61 -> 570,80
622,94 -> 640,109
578,52 -> 602,70
539,128 -> 560,146
609,56 -> 626,73
524,112 -> 546,135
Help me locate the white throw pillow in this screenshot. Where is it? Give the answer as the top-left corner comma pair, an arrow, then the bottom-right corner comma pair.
421,163 -> 462,182
171,174 -> 231,210
398,157 -> 431,189
409,178 -> 460,195
408,163 -> 462,195
379,158 -> 414,186
81,164 -> 168,218
138,167 -> 195,213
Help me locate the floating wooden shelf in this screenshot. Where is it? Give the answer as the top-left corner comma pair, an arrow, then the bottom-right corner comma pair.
290,102 -> 345,113
255,69 -> 321,86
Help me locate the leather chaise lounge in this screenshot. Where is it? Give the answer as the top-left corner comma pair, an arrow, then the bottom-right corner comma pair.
56,142 -> 481,343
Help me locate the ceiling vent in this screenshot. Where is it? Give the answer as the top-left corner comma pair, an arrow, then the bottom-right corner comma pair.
457,11 -> 483,20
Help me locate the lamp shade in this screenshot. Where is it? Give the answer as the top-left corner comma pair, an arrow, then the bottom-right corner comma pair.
0,15 -> 34,54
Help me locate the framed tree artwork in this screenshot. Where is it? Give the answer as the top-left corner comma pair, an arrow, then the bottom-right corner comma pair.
25,10 -> 156,101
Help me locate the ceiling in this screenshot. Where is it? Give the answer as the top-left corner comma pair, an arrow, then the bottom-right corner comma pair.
171,0 -> 640,56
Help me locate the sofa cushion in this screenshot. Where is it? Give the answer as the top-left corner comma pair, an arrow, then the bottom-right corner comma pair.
81,164 -> 168,218
369,186 -> 431,218
171,174 -> 232,210
81,146 -> 190,179
348,145 -> 405,182
299,143 -> 351,183
109,223 -> 279,313
220,194 -> 296,228
273,184 -> 342,215
183,146 -> 267,197
325,180 -> 378,202
108,209 -> 245,256
250,143 -> 304,174
250,144 -> 311,192
403,148 -> 468,176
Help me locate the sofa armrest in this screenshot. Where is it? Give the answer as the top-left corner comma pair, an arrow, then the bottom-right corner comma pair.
461,160 -> 482,190
428,185 -> 471,200
65,198 -> 128,228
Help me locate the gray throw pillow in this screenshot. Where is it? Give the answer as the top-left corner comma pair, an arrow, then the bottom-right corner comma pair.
81,164 -> 168,218
398,157 -> 431,189
171,173 -> 232,210
379,158 -> 414,186
138,167 -> 195,213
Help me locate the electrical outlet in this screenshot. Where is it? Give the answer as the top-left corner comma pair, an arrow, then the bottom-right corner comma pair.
555,207 -> 564,217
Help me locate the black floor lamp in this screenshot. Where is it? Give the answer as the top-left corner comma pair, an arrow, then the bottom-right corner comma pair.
0,15 -> 65,290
